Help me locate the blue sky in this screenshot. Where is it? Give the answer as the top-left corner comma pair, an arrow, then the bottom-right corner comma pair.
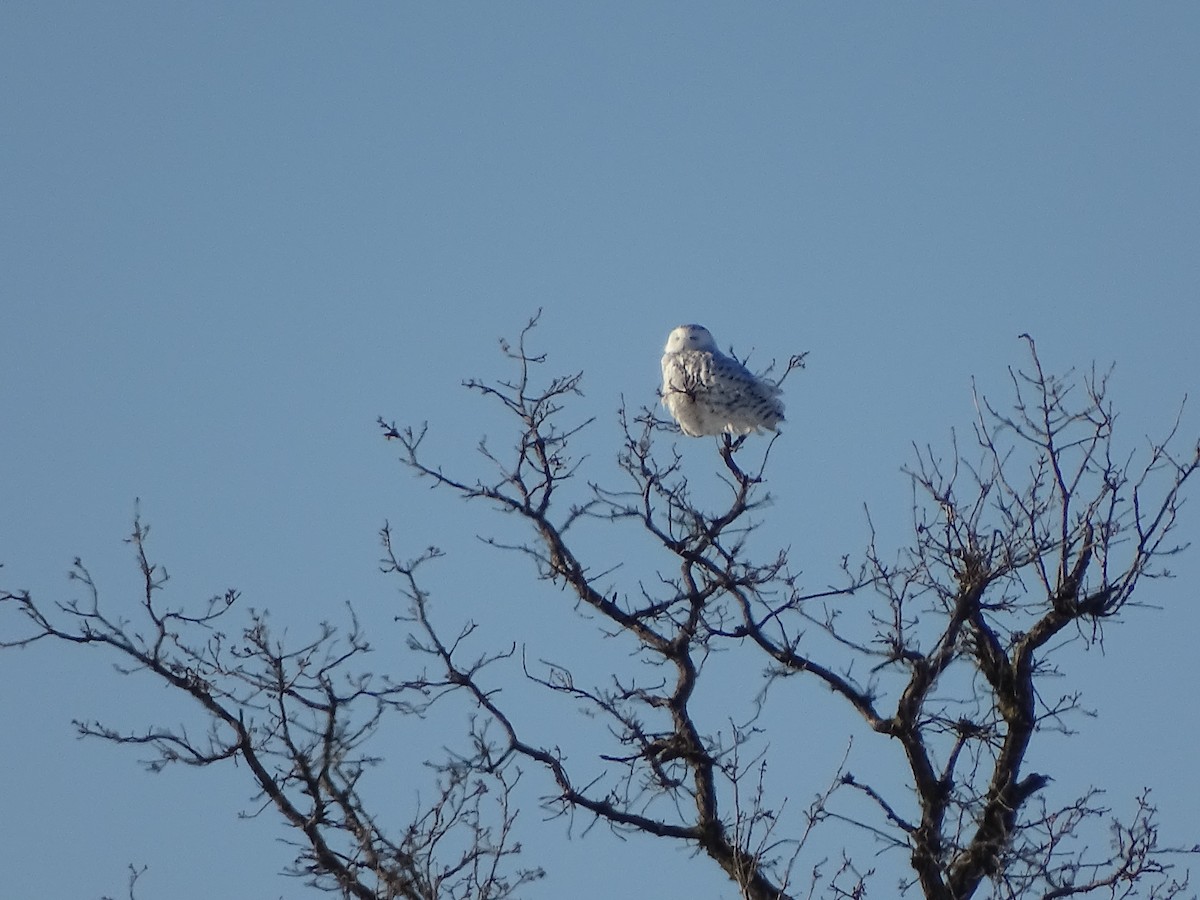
2,4 -> 1198,898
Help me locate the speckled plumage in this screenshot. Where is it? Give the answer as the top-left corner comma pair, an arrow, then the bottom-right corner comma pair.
660,324 -> 785,437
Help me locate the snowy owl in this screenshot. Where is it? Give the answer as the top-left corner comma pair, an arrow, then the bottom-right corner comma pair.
660,324 -> 785,437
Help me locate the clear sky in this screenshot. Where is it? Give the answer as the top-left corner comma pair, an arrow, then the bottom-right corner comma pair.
2,4 -> 1198,898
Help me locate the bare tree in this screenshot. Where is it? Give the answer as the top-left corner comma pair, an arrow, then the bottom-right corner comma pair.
4,314 -> 1198,899
1,517 -> 544,900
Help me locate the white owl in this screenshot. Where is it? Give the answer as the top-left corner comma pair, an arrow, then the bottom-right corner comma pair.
660,324 -> 785,437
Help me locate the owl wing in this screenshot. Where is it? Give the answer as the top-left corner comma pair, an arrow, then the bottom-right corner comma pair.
662,349 -> 784,435
708,353 -> 781,403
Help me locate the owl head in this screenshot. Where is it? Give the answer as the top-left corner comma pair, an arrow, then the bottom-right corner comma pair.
664,324 -> 718,354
